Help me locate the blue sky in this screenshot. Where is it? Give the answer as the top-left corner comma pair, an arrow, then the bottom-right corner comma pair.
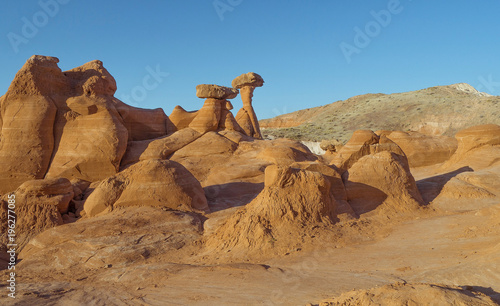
1,0 -> 499,119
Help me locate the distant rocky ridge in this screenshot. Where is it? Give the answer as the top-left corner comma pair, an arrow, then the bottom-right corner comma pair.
260,83 -> 500,142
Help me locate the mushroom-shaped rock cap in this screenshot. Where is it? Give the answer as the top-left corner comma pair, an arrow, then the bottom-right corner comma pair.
196,84 -> 239,100
232,72 -> 264,89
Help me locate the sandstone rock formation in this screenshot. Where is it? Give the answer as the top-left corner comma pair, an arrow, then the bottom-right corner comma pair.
121,128 -> 202,168
0,57 -> 272,196
45,59 -> 129,182
188,98 -> 224,133
331,130 -> 405,173
291,161 -> 356,221
169,105 -> 198,131
218,100 -> 243,132
378,130 -> 458,167
256,142 -> 318,165
16,178 -> 74,214
442,124 -> 500,170
206,165 -> 336,257
343,151 -> 424,217
320,139 -> 343,153
0,178 -> 75,250
84,159 -> 209,217
170,131 -> 240,182
114,100 -> 170,141
0,56 -> 186,194
233,72 -> 264,139
0,56 -> 58,194
188,85 -> 243,134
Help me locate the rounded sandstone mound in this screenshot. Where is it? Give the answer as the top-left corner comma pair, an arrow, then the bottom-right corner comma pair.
83,159 -> 209,217
343,151 -> 424,217
205,165 -> 337,257
315,282 -> 498,306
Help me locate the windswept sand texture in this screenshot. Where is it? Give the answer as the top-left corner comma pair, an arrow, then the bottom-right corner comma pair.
0,56 -> 499,305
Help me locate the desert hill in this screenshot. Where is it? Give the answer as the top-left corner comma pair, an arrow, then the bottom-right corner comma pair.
260,83 -> 500,142
0,56 -> 499,305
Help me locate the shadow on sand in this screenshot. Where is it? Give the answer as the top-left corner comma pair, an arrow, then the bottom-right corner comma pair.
416,166 -> 473,204
204,182 -> 264,212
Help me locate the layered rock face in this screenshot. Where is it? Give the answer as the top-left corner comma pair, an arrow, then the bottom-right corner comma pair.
0,58 -> 276,249
442,124 -> 500,170
0,56 -> 59,193
1,58 -> 265,196
0,56 -> 173,193
232,72 -> 264,139
379,131 -> 458,167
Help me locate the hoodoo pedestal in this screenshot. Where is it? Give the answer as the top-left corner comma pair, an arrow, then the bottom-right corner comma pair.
232,72 -> 264,139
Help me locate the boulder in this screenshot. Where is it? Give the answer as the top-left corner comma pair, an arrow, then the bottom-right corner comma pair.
343,151 -> 424,217
195,84 -> 238,100
231,72 -> 264,89
84,159 -> 209,217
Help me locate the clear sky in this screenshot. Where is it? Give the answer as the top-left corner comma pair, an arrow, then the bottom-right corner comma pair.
1,0 -> 499,119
